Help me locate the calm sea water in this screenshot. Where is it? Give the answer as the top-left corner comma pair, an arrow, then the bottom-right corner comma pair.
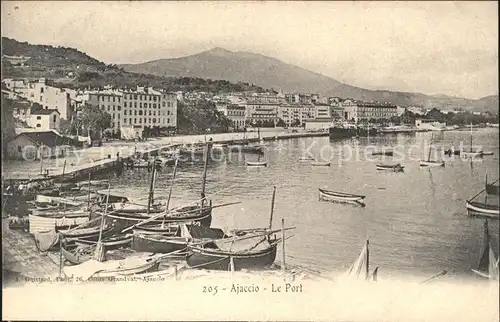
110,128 -> 499,279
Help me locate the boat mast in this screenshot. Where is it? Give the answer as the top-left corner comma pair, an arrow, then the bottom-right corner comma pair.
485,174 -> 488,204
87,172 -> 91,211
365,239 -> 370,280
427,132 -> 434,162
269,186 -> 276,229
146,158 -> 157,215
470,123 -> 472,153
166,158 -> 179,211
201,142 -> 211,203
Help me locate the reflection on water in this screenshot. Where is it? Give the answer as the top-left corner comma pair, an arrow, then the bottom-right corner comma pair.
110,129 -> 499,279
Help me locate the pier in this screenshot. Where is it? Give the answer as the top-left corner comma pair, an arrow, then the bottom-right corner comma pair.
2,130 -> 328,183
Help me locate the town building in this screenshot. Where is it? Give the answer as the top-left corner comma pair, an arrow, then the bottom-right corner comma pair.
6,130 -> 72,160
244,96 -> 282,125
29,109 -> 60,131
314,103 -> 331,119
216,102 -> 246,130
277,103 -> 315,127
341,101 -> 398,123
3,78 -> 72,120
84,86 -> 177,136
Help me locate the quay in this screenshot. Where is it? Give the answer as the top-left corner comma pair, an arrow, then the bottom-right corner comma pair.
2,130 -> 328,183
2,219 -> 60,281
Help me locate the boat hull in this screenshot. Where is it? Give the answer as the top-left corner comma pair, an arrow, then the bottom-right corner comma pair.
466,201 -> 499,217
376,164 -> 404,172
318,189 -> 365,203
28,214 -> 89,234
311,162 -> 330,166
106,207 -> 213,230
461,152 -> 483,158
246,161 -> 267,167
486,184 -> 500,196
419,160 -> 445,167
132,234 -> 187,254
186,244 -> 277,271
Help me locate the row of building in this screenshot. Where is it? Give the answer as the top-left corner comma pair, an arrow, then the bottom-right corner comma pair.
2,78 -> 178,139
214,93 -> 403,130
3,77 -> 407,137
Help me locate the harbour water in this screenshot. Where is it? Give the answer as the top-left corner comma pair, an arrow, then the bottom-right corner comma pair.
109,128 -> 499,280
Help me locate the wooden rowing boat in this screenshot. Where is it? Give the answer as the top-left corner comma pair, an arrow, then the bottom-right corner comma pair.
74,235 -> 133,250
59,221 -> 114,242
62,255 -> 161,278
371,150 -> 394,156
104,204 -> 213,228
318,188 -> 365,203
246,161 -> 267,167
186,234 -> 278,271
311,161 -> 330,167
28,214 -> 90,234
132,233 -> 188,254
419,160 -> 445,167
376,163 -> 404,172
61,235 -> 133,265
466,200 -> 499,218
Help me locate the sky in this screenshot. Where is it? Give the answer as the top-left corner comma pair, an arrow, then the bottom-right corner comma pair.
1,1 -> 498,99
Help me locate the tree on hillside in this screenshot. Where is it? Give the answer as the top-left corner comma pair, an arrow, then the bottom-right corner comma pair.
425,108 -> 446,122
176,100 -> 232,135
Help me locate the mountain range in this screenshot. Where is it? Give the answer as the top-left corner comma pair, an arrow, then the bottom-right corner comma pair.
121,47 -> 498,113
1,36 -> 497,114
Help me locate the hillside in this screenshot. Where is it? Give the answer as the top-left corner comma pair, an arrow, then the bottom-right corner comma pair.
121,47 -> 499,113
1,38 -> 269,94
2,37 -> 107,78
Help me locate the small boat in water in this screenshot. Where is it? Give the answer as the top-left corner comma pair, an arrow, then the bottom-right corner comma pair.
420,133 -> 445,167
246,161 -> 267,167
471,220 -> 499,280
371,149 -> 394,156
419,160 -> 445,167
482,151 -> 494,156
298,155 -> 315,161
466,200 -> 499,218
462,124 -> 483,158
311,161 -> 330,167
318,188 -> 365,203
376,163 -> 404,172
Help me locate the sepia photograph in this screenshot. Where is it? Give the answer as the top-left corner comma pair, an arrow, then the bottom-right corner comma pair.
1,1 -> 499,321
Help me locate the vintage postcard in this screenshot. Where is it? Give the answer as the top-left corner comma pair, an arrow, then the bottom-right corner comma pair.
1,1 -> 499,321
